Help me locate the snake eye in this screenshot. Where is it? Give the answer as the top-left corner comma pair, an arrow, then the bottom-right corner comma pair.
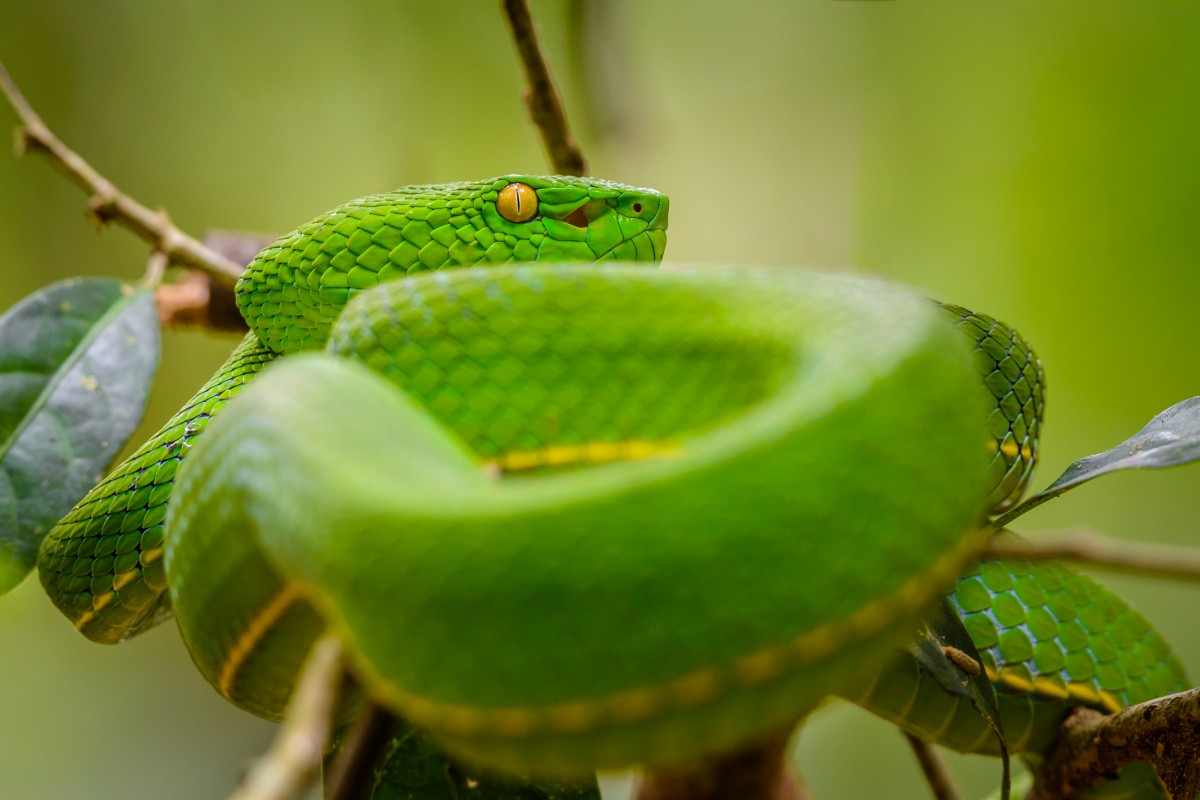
497,182 -> 538,223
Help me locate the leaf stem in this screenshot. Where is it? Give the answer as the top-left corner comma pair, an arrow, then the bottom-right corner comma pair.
141,250 -> 168,289
990,492 -> 1056,529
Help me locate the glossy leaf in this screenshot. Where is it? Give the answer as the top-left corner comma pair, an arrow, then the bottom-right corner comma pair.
0,277 -> 159,592
329,718 -> 601,800
996,397 -> 1200,527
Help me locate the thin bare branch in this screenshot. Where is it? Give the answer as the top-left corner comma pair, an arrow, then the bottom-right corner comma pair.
0,60 -> 243,283
1028,687 -> 1200,800
985,528 -> 1200,583
903,733 -> 963,800
141,250 -> 169,289
226,637 -> 345,800
501,0 -> 588,176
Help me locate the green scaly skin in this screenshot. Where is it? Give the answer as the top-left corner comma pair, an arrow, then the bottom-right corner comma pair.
859,556 -> 1186,757
855,558 -> 1186,796
856,306 -> 1187,797
941,304 -> 1044,515
167,266 -> 988,774
36,176 -> 1185,786
37,175 -> 667,643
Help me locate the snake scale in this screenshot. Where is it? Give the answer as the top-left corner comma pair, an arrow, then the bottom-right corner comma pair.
35,176 -> 1185,789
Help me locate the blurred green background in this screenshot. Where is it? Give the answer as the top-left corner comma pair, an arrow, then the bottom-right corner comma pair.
1,1 -> 1197,798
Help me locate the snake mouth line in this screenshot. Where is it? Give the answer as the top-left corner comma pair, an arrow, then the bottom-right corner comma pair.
357,528 -> 989,741
592,229 -> 665,263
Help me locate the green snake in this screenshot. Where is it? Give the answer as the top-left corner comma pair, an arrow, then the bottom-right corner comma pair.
36,176 -> 1185,788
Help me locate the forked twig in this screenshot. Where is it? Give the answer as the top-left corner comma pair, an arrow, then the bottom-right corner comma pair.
0,60 -> 242,283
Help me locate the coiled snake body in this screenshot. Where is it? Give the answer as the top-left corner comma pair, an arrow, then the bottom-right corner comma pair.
37,176 -> 1185,787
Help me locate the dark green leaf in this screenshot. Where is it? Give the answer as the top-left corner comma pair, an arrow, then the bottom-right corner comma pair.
913,600 -> 1010,800
0,277 -> 159,592
996,397 -> 1200,527
328,717 -> 601,800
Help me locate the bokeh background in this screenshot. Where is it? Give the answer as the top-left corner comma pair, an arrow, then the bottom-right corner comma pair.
1,2 -> 1197,798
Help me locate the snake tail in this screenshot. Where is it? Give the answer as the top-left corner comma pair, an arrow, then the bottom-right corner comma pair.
854,556 -> 1186,797
856,557 -> 1186,753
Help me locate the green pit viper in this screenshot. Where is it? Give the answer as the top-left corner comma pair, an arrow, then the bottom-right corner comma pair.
36,176 -> 1186,790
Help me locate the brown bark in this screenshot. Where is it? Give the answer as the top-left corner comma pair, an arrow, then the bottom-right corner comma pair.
1029,687 -> 1200,800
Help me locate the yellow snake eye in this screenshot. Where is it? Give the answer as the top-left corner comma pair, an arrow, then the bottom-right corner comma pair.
497,182 -> 539,223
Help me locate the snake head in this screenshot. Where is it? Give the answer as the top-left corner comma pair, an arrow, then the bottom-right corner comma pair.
237,175 -> 668,354
484,174 -> 668,263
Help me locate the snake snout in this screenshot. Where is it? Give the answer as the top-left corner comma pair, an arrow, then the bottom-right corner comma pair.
648,195 -> 669,231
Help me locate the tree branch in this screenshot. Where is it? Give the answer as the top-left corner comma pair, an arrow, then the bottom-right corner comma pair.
226,637 -> 345,800
903,733 -> 963,800
501,0 -> 588,176
0,60 -> 243,284
985,528 -> 1200,583
1028,687 -> 1200,800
